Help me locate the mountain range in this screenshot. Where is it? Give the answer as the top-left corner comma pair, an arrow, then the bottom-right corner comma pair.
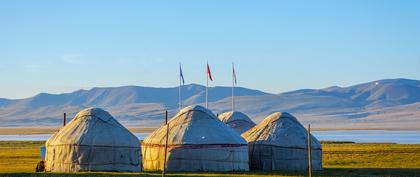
1,78 -> 419,130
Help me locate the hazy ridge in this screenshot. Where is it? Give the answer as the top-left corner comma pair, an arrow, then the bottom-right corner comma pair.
1,79 -> 419,130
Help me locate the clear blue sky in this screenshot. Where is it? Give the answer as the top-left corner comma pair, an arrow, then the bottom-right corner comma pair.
1,0 -> 420,99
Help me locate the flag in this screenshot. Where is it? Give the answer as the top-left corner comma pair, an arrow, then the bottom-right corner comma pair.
179,64 -> 185,85
207,63 -> 213,81
232,63 -> 237,85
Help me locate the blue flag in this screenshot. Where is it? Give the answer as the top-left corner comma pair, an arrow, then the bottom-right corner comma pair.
180,64 -> 185,85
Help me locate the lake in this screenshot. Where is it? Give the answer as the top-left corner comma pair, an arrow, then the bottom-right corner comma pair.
0,130 -> 419,144
0,132 -> 150,141
312,130 -> 420,144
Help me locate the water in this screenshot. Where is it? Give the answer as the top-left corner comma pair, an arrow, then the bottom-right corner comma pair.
0,134 -> 51,141
0,133 -> 150,141
311,130 -> 420,144
134,132 -> 149,140
0,131 -> 419,144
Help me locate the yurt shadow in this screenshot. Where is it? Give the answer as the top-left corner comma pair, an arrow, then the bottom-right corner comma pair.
248,142 -> 322,171
165,144 -> 247,171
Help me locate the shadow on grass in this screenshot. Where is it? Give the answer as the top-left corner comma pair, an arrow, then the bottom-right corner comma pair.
0,168 -> 419,177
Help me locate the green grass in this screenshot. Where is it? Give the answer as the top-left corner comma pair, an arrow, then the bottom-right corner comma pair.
0,141 -> 44,172
323,142 -> 420,168
2,169 -> 420,177
0,141 -> 419,176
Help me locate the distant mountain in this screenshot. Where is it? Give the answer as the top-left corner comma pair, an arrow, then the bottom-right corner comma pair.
210,79 -> 420,130
1,79 -> 420,130
0,84 -> 269,127
320,79 -> 420,107
1,84 -> 269,108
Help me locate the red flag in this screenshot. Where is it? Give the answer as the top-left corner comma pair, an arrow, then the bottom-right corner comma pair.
207,63 -> 213,81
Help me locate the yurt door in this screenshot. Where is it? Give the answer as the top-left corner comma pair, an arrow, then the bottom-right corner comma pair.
261,145 -> 273,171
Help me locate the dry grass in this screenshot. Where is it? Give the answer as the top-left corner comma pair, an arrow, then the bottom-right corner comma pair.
127,127 -> 156,133
0,141 -> 44,172
323,143 -> 420,168
0,141 -> 419,176
0,128 -> 59,135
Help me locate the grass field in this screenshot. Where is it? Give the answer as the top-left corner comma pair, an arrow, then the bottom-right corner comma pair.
0,141 -> 419,177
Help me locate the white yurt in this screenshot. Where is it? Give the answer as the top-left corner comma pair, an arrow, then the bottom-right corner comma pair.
218,111 -> 256,134
45,107 -> 142,172
142,105 -> 249,172
242,112 -> 322,171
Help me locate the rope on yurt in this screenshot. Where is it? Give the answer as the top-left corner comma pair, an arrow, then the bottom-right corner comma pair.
249,122 -> 270,169
88,117 -> 100,171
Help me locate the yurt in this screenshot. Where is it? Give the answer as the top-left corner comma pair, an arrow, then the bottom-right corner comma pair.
218,111 -> 256,134
242,112 -> 322,171
142,105 -> 249,172
45,107 -> 142,172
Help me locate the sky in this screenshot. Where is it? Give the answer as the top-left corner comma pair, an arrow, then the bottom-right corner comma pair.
1,0 -> 420,99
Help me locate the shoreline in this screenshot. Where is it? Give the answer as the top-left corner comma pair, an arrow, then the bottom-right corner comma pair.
0,127 -> 157,135
0,127 -> 419,135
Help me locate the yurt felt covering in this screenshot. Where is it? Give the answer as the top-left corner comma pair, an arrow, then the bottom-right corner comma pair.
218,111 -> 256,134
242,112 -> 322,171
142,105 -> 249,172
45,107 -> 142,172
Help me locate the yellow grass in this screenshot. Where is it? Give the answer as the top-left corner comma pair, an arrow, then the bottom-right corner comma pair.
323,143 -> 420,168
0,141 -> 419,176
0,128 -> 59,135
0,141 -> 43,172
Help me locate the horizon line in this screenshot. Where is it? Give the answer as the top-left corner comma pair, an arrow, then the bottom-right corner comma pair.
1,78 -> 416,100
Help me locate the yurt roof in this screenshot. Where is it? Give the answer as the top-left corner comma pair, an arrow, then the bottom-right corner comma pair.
46,107 -> 139,147
218,111 -> 255,126
241,112 -> 321,149
143,105 -> 247,145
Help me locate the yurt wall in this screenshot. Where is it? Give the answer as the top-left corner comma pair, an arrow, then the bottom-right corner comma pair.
242,112 -> 322,171
45,107 -> 142,172
142,105 -> 249,172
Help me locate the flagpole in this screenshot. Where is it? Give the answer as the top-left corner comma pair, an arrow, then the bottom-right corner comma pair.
162,110 -> 169,177
179,63 -> 182,110
232,63 -> 234,112
308,124 -> 312,177
206,61 -> 208,108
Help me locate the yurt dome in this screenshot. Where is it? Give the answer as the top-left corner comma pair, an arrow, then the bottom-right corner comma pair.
142,105 -> 249,172
218,111 -> 256,134
242,112 -> 322,171
45,107 -> 142,172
